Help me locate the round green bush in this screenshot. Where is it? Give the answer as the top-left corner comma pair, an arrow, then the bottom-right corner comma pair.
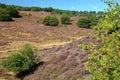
5,6 -> 19,17
2,44 -> 36,73
0,8 -> 12,21
77,18 -> 90,28
60,15 -> 71,24
43,16 -> 59,26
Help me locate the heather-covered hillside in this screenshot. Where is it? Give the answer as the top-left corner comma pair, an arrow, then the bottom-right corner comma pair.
23,36 -> 93,80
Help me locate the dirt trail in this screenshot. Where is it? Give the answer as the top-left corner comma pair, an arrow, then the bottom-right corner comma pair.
0,36 -> 84,54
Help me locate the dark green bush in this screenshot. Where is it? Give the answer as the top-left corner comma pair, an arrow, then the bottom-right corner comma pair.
5,6 -> 19,17
0,8 -> 12,21
60,15 -> 71,24
43,16 -> 59,26
2,44 -> 37,73
77,18 -> 90,28
87,15 -> 99,26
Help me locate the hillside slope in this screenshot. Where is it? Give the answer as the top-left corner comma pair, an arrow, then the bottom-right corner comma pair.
0,11 -> 92,56
23,36 -> 93,80
0,11 -> 93,80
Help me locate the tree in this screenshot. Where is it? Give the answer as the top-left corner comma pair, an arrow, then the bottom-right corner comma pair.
2,44 -> 37,73
77,18 -> 90,28
85,0 -> 120,80
60,15 -> 71,24
43,16 -> 59,26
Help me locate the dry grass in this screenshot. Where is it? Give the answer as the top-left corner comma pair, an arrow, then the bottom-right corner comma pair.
0,11 -> 92,57
0,11 -> 93,80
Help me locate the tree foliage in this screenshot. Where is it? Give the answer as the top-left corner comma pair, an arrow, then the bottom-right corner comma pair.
2,44 -> 37,73
43,16 -> 59,26
85,0 -> 120,80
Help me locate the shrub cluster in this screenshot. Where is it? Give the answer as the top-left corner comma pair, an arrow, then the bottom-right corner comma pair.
0,8 -> 12,21
43,15 -> 72,26
77,18 -> 90,28
31,7 -> 42,11
60,15 -> 71,24
77,15 -> 101,28
43,16 -> 59,26
0,5 -> 19,21
5,6 -> 19,17
2,44 -> 37,73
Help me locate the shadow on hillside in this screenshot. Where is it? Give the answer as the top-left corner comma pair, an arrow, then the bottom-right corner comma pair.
16,61 -> 44,80
14,15 -> 22,18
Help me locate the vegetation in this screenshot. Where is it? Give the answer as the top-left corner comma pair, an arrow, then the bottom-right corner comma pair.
2,44 -> 37,73
31,7 -> 42,11
43,16 -> 59,26
60,15 -> 71,24
44,7 -> 54,12
0,8 -> 12,21
5,6 -> 19,17
0,3 -> 104,17
85,0 -> 120,80
0,3 -> 19,21
0,3 -> 6,8
77,18 -> 90,28
87,15 -> 100,26
1,1 -> 118,80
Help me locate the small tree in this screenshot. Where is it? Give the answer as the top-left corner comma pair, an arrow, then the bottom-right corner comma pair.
85,0 -> 120,80
77,18 -> 90,28
2,44 -> 37,73
43,16 -> 59,26
0,8 -> 12,21
60,15 -> 71,24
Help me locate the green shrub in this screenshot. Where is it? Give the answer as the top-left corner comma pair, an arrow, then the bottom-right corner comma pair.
2,44 -> 37,73
0,8 -> 12,21
77,18 -> 90,28
82,44 -> 89,51
60,15 -> 71,24
87,15 -> 99,26
43,16 -> 59,26
5,6 -> 19,17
